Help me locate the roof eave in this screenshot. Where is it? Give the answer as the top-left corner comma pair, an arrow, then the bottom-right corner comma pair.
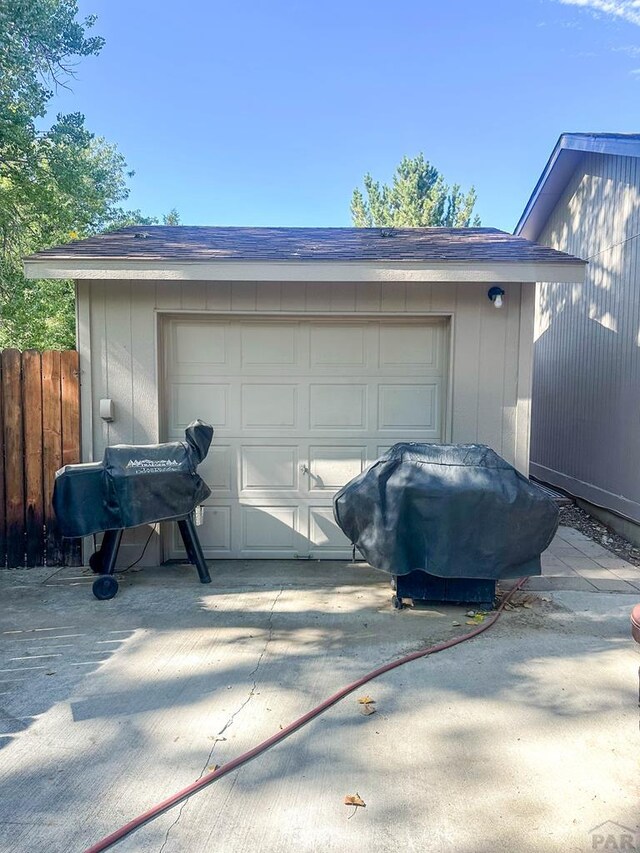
23,257 -> 586,284
515,132 -> 640,241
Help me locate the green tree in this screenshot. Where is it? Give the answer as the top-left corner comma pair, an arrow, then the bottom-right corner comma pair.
351,153 -> 480,228
0,1 -> 177,349
162,208 -> 181,226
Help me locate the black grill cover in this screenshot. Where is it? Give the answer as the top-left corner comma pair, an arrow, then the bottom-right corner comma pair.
53,421 -> 213,537
333,443 -> 559,579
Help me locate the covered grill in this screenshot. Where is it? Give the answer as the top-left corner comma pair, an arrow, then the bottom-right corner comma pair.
53,420 -> 214,599
333,443 -> 559,608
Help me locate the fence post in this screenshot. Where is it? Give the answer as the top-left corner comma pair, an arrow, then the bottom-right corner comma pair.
42,351 -> 63,566
2,349 -> 25,567
61,351 -> 81,566
22,350 -> 44,567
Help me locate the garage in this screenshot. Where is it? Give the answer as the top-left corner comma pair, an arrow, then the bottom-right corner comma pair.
163,316 -> 448,559
24,224 -> 585,567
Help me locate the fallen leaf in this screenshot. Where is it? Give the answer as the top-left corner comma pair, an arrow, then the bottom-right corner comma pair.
344,794 -> 366,807
359,704 -> 376,716
357,695 -> 375,705
207,764 -> 219,773
452,621 -> 461,627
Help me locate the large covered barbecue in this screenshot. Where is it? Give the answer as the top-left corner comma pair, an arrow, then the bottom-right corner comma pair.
334,443 -> 559,608
53,420 -> 214,599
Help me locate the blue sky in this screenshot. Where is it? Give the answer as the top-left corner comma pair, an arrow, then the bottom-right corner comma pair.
48,0 -> 640,232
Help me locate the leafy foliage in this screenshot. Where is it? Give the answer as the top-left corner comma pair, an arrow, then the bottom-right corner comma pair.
351,154 -> 480,228
0,2 -> 177,349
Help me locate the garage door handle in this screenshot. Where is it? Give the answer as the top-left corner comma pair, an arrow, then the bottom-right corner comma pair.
300,464 -> 310,474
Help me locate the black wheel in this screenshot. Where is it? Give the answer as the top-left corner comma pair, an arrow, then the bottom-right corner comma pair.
391,594 -> 404,610
92,575 -> 119,600
89,551 -> 103,574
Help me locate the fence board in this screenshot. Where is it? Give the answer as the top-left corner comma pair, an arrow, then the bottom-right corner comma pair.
0,355 -> 5,568
42,350 -> 63,566
2,350 -> 25,567
60,351 -> 81,566
22,351 -> 44,567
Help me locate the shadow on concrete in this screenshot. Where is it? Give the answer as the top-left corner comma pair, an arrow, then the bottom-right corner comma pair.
0,562 -> 637,852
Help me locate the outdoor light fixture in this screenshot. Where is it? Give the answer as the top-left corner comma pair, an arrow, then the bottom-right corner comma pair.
488,286 -> 505,308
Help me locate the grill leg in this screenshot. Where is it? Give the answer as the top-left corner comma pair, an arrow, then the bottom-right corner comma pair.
100,529 -> 123,576
177,516 -> 211,584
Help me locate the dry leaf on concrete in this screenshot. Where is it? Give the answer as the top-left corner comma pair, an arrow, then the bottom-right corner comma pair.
344,794 -> 366,807
359,703 -> 376,716
357,695 -> 375,705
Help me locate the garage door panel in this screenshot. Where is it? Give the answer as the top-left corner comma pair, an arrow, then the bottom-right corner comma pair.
310,324 -> 367,367
241,384 -> 298,429
241,324 -> 297,367
309,446 -> 366,490
172,322 -> 229,371
379,323 -> 442,371
172,505 -> 232,555
171,383 -> 229,430
198,445 -> 233,492
309,506 -> 353,550
241,446 -> 298,491
241,505 -> 301,551
378,383 -> 440,432
309,384 -> 367,429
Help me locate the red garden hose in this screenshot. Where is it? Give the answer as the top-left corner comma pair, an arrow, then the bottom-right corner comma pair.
83,578 -> 527,853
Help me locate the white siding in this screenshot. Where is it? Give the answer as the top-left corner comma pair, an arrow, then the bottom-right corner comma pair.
533,152 -> 640,521
77,279 -> 533,563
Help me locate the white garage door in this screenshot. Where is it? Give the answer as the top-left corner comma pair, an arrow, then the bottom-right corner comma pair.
163,317 -> 448,559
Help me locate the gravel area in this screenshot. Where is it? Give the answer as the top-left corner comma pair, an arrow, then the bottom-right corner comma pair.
559,503 -> 640,567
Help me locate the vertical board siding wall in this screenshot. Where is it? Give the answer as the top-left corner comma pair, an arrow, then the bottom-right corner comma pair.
76,279 -> 533,564
533,152 -> 640,521
0,349 -> 81,568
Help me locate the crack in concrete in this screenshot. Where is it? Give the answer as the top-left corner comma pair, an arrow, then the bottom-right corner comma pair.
158,586 -> 284,853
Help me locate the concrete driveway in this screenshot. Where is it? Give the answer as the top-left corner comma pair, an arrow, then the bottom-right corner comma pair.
0,529 -> 638,852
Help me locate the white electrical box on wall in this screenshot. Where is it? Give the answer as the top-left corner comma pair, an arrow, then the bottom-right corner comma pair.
99,398 -> 115,422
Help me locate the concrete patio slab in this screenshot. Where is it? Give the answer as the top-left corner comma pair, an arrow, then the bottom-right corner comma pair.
0,528 -> 638,853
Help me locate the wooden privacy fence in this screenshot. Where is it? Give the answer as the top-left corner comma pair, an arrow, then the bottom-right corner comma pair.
0,349 -> 81,568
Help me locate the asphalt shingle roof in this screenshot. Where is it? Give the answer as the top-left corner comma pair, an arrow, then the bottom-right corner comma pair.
26,225 -> 585,264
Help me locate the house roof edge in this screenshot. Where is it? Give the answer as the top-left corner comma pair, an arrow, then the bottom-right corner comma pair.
515,132 -> 640,241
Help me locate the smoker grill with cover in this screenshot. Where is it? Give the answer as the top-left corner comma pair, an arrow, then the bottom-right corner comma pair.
53,420 -> 214,599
